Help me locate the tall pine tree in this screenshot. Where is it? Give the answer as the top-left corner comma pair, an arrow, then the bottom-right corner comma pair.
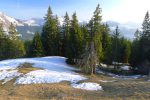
30,32 -> 44,57
62,12 -> 71,57
68,12 -> 84,64
7,23 -> 25,58
41,6 -> 58,56
91,4 -> 103,62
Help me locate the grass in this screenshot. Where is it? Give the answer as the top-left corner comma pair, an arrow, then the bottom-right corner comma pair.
0,64 -> 150,100
17,62 -> 42,74
0,74 -> 150,100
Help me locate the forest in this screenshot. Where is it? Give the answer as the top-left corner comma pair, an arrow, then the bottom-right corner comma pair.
0,4 -> 150,75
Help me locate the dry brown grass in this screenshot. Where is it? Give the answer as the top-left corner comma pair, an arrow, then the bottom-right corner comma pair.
17,62 -> 41,74
0,67 -> 150,100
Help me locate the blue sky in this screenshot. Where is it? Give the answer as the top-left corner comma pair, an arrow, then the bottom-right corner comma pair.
0,0 -> 150,23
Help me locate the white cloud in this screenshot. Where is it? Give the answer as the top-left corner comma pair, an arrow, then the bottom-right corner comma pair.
103,0 -> 150,23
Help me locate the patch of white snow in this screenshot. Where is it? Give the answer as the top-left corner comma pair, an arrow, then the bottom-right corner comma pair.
120,66 -> 130,71
0,56 -> 87,84
71,82 -> 102,91
0,69 -> 21,84
15,70 -> 86,84
99,80 -> 116,83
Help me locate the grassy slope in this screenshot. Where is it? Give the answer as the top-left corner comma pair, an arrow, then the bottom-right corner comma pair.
0,75 -> 150,100
0,64 -> 150,100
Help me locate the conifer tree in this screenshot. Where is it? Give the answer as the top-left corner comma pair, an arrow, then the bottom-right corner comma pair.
0,23 -> 8,60
24,40 -> 32,57
142,11 -> 150,37
91,4 -> 103,62
120,37 -> 131,63
54,15 -> 61,55
41,6 -> 58,56
101,24 -> 111,61
130,11 -> 150,74
112,26 -> 121,62
62,12 -> 70,57
8,23 -> 19,40
134,29 -> 141,40
78,41 -> 99,74
68,12 -> 83,63
77,4 -> 103,74
7,23 -> 25,59
30,32 -> 44,57
138,11 -> 150,63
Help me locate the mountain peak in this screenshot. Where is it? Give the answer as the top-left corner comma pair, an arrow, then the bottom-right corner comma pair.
0,12 -> 25,32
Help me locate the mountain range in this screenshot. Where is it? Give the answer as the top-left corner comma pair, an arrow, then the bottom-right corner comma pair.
0,12 -> 141,40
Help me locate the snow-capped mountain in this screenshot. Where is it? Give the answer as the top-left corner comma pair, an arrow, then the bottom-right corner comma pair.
0,12 -> 45,31
23,18 -> 45,26
0,12 -> 24,32
0,11 -> 141,40
0,12 -> 44,40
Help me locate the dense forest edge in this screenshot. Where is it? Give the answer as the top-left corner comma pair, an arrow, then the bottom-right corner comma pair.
0,4 -> 150,75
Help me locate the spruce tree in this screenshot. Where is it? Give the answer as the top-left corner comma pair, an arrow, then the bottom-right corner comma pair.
30,32 -> 44,57
91,4 -> 103,62
54,15 -> 61,56
77,4 -> 103,74
78,41 -> 99,74
130,11 -> 150,74
120,37 -> 131,63
101,24 -> 111,62
134,29 -> 141,40
142,11 -> 150,37
7,23 -> 25,58
68,12 -> 83,64
62,12 -> 70,57
0,23 -> 7,60
41,6 -> 58,56
112,26 -> 121,63
8,23 -> 19,40
24,40 -> 32,57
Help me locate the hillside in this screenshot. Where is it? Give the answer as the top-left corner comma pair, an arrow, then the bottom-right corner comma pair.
0,56 -> 149,100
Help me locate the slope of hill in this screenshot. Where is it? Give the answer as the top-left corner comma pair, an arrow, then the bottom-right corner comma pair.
0,56 -> 103,91
0,56 -> 149,100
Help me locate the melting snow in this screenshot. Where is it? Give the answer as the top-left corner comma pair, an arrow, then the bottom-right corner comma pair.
0,56 -> 87,85
71,82 -> 102,91
97,69 -> 143,79
0,69 -> 21,84
120,66 -> 130,71
99,80 -> 116,83
15,70 -> 86,84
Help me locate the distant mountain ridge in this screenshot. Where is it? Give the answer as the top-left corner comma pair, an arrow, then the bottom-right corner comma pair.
106,21 -> 141,39
0,12 -> 140,40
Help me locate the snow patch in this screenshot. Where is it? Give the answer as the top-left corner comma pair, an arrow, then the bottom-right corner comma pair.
0,56 -> 76,72
97,69 -> 143,79
99,80 -> 116,83
120,66 -> 130,71
15,70 -> 86,84
71,82 -> 102,91
0,56 -> 87,84
0,69 -> 21,84
100,63 -> 107,67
